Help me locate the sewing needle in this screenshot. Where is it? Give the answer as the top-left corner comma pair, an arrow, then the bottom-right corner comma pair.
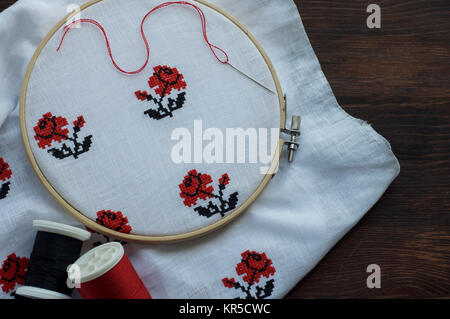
227,62 -> 276,94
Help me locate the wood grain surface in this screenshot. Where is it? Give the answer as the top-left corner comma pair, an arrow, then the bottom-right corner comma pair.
0,0 -> 448,298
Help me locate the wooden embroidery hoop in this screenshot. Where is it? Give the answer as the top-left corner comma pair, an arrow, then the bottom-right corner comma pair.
19,0 -> 287,244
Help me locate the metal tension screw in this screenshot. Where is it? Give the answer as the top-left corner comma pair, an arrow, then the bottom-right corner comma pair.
281,95 -> 301,163
287,116 -> 301,163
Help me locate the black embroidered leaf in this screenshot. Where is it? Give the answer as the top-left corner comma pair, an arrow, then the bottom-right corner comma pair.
142,92 -> 186,120
81,135 -> 93,153
47,145 -> 73,160
145,93 -> 157,103
194,206 -> 213,218
194,204 -> 218,218
167,92 -> 186,113
207,201 -> 221,214
0,181 -> 10,199
255,279 -> 275,299
227,192 -> 239,210
144,108 -> 169,120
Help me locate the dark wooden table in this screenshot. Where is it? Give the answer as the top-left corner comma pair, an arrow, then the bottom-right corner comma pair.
1,0 -> 448,298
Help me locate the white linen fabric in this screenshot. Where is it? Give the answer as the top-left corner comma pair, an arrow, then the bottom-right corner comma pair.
24,0 -> 281,236
0,0 -> 400,299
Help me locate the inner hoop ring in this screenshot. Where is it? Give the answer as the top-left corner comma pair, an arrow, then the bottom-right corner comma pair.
19,0 -> 287,243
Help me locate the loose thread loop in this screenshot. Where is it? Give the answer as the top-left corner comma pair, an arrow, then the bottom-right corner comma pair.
57,1 -> 229,75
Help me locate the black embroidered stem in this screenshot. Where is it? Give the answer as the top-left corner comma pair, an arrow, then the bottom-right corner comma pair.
48,127 -> 92,160
0,182 -> 10,200
157,83 -> 172,117
224,277 -> 275,300
224,279 -> 252,299
140,91 -> 186,120
196,188 -> 238,218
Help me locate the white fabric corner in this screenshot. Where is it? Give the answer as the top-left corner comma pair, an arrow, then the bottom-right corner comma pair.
0,0 -> 400,299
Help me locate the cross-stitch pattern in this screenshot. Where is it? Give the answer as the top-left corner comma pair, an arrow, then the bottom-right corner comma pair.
135,65 -> 187,120
0,158 -> 12,200
0,253 -> 29,295
222,250 -> 276,299
95,210 -> 132,234
179,170 -> 239,218
33,113 -> 93,160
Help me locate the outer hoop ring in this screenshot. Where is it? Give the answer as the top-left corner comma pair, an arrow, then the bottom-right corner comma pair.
20,0 -> 286,244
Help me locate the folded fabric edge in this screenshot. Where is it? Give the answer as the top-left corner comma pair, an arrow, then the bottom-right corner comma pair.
288,0 -> 400,175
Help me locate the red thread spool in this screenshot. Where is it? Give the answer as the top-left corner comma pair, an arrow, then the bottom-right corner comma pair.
68,242 -> 151,299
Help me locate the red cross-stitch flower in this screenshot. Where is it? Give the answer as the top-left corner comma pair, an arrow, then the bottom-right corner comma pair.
95,210 -> 132,234
222,277 -> 237,288
33,112 -> 69,149
219,173 -> 230,186
179,170 -> 239,218
222,250 -> 276,299
33,113 -> 93,160
149,65 -> 187,97
73,116 -> 86,129
135,65 -> 187,120
0,253 -> 29,293
179,170 -> 214,207
236,251 -> 276,285
0,158 -> 12,182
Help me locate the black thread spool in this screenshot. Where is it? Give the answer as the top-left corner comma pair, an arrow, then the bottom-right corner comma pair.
15,220 -> 91,299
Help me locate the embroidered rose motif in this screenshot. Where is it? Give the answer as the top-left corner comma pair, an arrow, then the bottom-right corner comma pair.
34,113 -> 69,149
222,250 -> 276,299
135,65 -> 187,120
95,210 -> 132,234
179,170 -> 214,207
236,251 -> 276,285
0,253 -> 29,294
149,66 -> 187,97
0,157 -> 12,200
33,113 -> 93,160
179,170 -> 239,218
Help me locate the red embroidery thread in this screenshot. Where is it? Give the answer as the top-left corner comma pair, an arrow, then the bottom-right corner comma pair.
95,210 -> 132,234
222,251 -> 276,299
179,170 -> 239,218
0,157 -> 12,200
33,113 -> 93,160
57,2 -> 229,75
0,253 -> 29,294
135,65 -> 187,120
